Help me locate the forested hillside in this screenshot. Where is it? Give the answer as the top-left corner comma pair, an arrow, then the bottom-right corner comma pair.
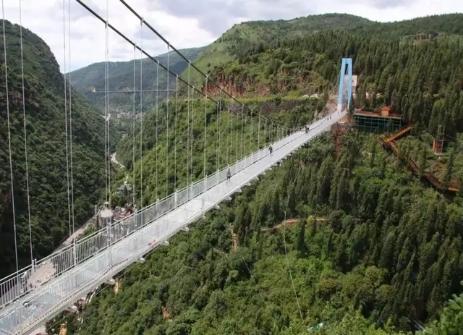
59,133 -> 463,334
70,48 -> 204,142
114,96 -> 319,206
0,20 -> 105,276
201,16 -> 463,137
192,14 -> 463,88
52,13 -> 463,334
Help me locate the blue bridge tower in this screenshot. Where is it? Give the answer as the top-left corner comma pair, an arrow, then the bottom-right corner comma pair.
337,58 -> 353,112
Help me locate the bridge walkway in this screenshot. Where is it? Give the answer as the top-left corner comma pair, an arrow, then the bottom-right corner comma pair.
0,111 -> 345,335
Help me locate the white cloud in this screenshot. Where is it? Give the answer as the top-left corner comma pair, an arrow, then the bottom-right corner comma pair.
2,0 -> 463,72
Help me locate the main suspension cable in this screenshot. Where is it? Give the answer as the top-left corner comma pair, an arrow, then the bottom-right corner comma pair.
2,0 -> 19,272
18,0 -> 33,265
79,0 -> 291,137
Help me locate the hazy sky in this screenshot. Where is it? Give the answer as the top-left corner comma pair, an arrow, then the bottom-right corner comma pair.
2,0 -> 463,71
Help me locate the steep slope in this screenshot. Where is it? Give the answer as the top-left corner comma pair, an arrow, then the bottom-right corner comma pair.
198,14 -> 463,138
191,13 -> 463,90
70,47 -> 204,115
190,14 -> 371,81
0,20 -> 105,276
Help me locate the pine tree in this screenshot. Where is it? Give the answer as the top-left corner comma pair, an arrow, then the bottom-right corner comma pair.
444,148 -> 455,186
336,170 -> 349,210
296,221 -> 307,257
418,144 -> 427,177
370,142 -> 377,167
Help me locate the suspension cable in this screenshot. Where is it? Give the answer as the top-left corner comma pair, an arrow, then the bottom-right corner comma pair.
132,45 -> 136,207
106,0 -> 113,269
203,75 -> 208,178
235,106 -> 240,163
68,0 -> 75,234
190,84 -> 194,182
104,0 -> 110,204
264,118 -> 267,147
190,84 -> 195,182
18,0 -> 33,265
257,108 -> 261,150
78,0 -> 291,137
250,108 -> 255,153
226,102 -> 231,166
2,0 -> 19,273
118,0 -> 276,120
174,75 -> 178,191
165,44 -> 170,197
186,64 -> 191,189
62,0 -> 72,237
216,96 -> 220,172
155,61 -> 159,199
240,105 -> 244,159
139,19 -> 144,207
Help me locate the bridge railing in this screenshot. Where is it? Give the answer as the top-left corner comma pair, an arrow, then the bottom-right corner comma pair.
0,129 -> 295,310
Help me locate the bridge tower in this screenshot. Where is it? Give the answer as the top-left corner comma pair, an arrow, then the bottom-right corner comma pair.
337,58 -> 353,112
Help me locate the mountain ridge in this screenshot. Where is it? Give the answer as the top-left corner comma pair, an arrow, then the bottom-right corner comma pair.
70,47 -> 205,116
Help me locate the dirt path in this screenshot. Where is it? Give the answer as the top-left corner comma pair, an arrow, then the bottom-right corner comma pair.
111,152 -> 125,169
62,214 -> 97,247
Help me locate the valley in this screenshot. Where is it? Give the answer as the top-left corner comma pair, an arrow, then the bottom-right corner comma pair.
1,6 -> 463,335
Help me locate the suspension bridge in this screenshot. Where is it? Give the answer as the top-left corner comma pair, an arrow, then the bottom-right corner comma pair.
0,1 -> 352,334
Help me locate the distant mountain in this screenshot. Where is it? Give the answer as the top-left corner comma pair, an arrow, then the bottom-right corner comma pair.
190,14 -> 371,80
191,13 -> 463,82
70,47 -> 205,116
0,20 -> 106,276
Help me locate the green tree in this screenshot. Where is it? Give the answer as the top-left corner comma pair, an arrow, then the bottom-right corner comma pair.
419,144 -> 427,177
444,149 -> 455,186
295,221 -> 307,257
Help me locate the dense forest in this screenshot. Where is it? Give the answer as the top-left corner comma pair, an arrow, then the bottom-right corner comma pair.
114,96 -> 320,207
51,13 -> 463,334
55,132 -> 463,334
0,21 -> 106,276
207,22 -> 463,137
70,48 -> 204,107
70,48 -> 204,144
1,10 -> 463,334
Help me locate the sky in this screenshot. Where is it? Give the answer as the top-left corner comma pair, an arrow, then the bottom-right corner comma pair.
2,0 -> 463,72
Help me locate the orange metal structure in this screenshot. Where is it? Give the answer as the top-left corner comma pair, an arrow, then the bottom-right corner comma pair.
381,126 -> 460,194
